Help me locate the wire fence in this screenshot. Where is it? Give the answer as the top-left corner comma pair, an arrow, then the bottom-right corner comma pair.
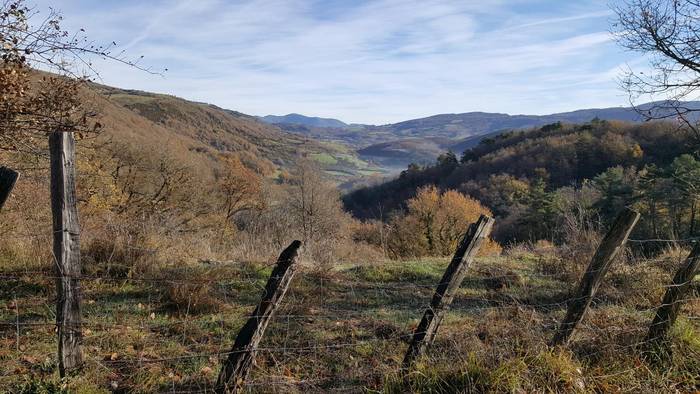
1,245 -> 698,393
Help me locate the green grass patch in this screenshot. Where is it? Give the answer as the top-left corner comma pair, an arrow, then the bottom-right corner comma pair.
310,152 -> 338,165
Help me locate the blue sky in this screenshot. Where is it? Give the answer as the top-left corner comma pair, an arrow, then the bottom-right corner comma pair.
32,0 -> 645,124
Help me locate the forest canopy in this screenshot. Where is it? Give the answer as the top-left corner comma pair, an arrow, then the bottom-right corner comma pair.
344,119 -> 697,245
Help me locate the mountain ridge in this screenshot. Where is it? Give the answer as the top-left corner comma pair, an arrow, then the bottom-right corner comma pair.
337,102 -> 700,170
260,113 -> 349,128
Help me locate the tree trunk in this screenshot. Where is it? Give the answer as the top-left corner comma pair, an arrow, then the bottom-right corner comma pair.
689,201 -> 696,237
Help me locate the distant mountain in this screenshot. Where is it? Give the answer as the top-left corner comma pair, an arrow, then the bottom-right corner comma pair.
372,102 -> 700,140
265,102 -> 700,173
353,102 -> 700,170
260,113 -> 349,128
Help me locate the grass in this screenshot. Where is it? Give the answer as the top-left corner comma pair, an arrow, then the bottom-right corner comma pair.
309,153 -> 338,166
1,254 -> 698,393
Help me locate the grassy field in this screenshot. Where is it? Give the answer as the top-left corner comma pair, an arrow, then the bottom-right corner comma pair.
1,251 -> 698,393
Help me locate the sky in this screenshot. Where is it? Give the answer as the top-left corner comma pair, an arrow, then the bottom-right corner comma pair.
30,0 -> 646,125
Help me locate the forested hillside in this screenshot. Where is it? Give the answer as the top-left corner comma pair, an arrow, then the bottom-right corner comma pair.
345,119 -> 697,242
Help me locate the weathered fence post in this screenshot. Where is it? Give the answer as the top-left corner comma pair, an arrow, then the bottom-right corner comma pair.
216,240 -> 302,393
646,243 -> 700,348
552,207 -> 640,346
0,166 -> 19,211
49,131 -> 83,376
403,215 -> 495,368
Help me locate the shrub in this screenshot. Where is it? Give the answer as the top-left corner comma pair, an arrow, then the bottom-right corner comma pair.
156,266 -> 223,314
378,186 -> 500,259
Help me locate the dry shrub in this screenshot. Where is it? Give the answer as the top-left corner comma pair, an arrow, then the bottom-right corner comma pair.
351,220 -> 391,259
645,245 -> 692,271
532,239 -> 556,254
164,282 -> 220,315
542,208 -> 603,281
156,266 -> 223,315
82,228 -> 157,278
601,245 -> 690,306
474,265 -> 523,291
502,242 -> 534,259
331,239 -> 386,265
604,261 -> 668,306
385,215 -> 429,259
0,168 -> 52,271
480,238 -> 503,257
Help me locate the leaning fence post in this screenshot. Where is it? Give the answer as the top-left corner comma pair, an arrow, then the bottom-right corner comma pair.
216,240 -> 302,393
646,243 -> 700,348
403,215 -> 495,368
0,166 -> 19,211
552,207 -> 640,346
49,131 -> 83,376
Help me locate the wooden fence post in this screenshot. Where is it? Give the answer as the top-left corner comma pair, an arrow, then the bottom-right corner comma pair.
403,215 -> 495,368
552,207 -> 640,346
216,240 -> 302,393
646,243 -> 700,347
0,166 -> 19,211
49,131 -> 83,376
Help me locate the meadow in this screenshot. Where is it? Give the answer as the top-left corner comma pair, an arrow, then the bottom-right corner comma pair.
2,245 -> 698,393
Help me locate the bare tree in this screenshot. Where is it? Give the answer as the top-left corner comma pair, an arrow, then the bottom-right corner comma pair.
1,0 -> 159,153
613,0 -> 700,137
283,159 -> 351,265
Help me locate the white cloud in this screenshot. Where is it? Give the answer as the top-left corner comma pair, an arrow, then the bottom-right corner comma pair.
30,0 -> 633,124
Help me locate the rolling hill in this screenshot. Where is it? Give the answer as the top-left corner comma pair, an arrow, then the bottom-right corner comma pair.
88,86 -> 382,182
270,102 -> 700,171
344,119 -> 691,220
260,113 -> 349,128
357,102 -> 700,169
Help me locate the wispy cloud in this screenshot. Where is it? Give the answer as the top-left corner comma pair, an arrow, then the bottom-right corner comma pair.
33,0 -> 635,124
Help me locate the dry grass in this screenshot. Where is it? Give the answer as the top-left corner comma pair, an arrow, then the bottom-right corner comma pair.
1,248 -> 697,393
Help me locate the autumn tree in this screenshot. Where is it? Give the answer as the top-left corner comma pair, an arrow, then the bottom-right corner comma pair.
217,155 -> 264,223
1,0 -> 154,151
388,186 -> 498,258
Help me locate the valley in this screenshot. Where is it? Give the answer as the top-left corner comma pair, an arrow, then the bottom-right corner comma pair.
2,1 -> 699,392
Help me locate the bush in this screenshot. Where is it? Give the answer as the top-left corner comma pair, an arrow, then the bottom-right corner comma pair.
156,266 -> 223,314
367,186 -> 500,259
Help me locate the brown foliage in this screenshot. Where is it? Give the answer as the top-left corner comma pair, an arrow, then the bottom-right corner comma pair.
216,154 -> 264,222
376,186 -> 500,259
